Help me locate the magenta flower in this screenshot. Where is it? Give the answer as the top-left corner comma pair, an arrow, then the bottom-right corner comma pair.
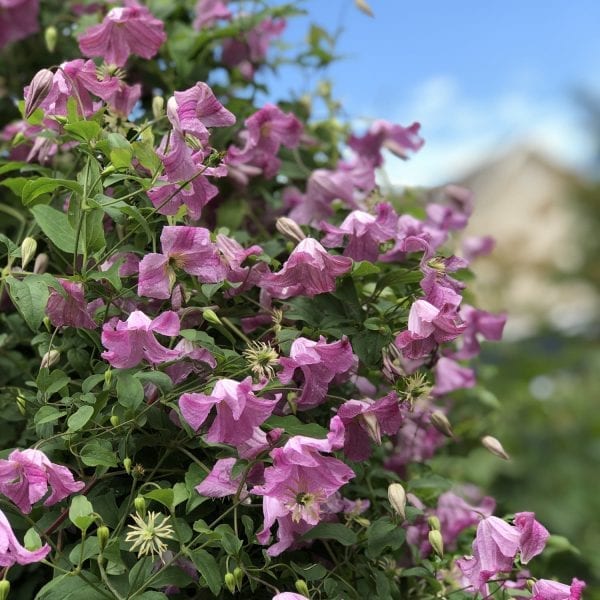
78,3 -> 166,67
0,0 -> 39,50
138,226 -> 225,299
46,280 -> 103,330
193,0 -> 231,30
432,357 -> 475,396
0,449 -> 85,514
278,336 -> 357,410
532,578 -> 586,600
320,203 -> 397,261
260,238 -> 352,299
254,417 -> 354,556
101,310 -> 181,369
0,508 -> 50,567
337,392 -> 403,461
179,377 -> 277,446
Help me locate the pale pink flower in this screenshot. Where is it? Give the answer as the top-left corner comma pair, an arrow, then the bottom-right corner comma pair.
432,357 -> 475,396
193,0 -> 231,30
532,578 -> 586,600
0,449 -> 84,514
0,508 -> 50,566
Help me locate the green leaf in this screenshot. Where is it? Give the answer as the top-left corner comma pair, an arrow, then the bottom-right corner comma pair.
215,524 -> 242,555
34,406 -> 66,426
144,488 -> 175,511
189,549 -> 222,596
265,415 -> 328,438
216,196 -> 248,230
30,205 -> 78,253
132,140 -> 161,173
85,208 -> 107,253
36,369 -> 70,396
35,572 -> 107,599
366,517 -> 406,559
134,371 -> 173,393
110,148 -> 133,169
116,372 -> 145,410
22,178 -> 83,206
64,120 -> 101,142
352,260 -> 381,277
68,536 -> 100,564
24,528 -> 43,551
302,523 -> 357,546
69,495 -> 95,533
5,274 -> 51,331
80,440 -> 118,467
67,405 -> 94,432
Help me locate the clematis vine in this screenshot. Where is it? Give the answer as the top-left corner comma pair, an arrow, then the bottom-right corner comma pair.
46,279 -> 103,329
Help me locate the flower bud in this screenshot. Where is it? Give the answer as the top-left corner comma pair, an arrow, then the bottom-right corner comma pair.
41,349 -> 60,369
427,516 -> 441,531
362,412 -> 381,445
233,567 -> 244,589
104,368 -> 112,387
276,217 -> 306,244
0,579 -> 10,600
16,393 -> 26,415
25,69 -> 54,119
152,95 -> 165,119
481,435 -> 510,460
33,252 -> 48,274
44,25 -> 58,52
123,457 -> 132,474
430,410 -> 453,438
202,308 -> 222,326
20,237 -> 37,270
224,572 -> 236,594
428,529 -> 444,557
109,415 -> 120,427
134,496 -> 146,518
97,525 -> 109,551
387,483 -> 406,520
294,579 -> 310,597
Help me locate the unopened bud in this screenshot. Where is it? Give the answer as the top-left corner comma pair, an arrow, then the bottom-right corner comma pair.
430,410 -> 453,438
134,496 -> 146,518
224,572 -> 236,594
41,349 -> 60,369
294,579 -> 310,597
97,525 -> 109,551
362,412 -> 381,445
275,217 -> 306,244
427,516 -> 441,531
202,308 -> 222,326
481,435 -> 510,460
152,95 -> 165,119
25,69 -> 54,119
387,483 -> 406,520
123,457 -> 132,474
233,567 -> 244,589
109,415 -> 120,427
20,237 -> 37,269
428,529 -> 444,557
44,25 -> 58,52
33,252 -> 48,274
104,368 -> 112,387
0,579 -> 10,600
16,393 -> 26,415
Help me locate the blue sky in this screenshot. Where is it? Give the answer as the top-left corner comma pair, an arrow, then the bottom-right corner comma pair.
264,0 -> 600,185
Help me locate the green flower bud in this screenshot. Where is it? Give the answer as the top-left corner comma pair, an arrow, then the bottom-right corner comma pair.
387,483 -> 406,520
152,95 -> 165,119
429,410 -> 453,438
16,394 -> 26,416
0,579 -> 10,600
202,308 -> 222,325
134,496 -> 146,518
20,237 -> 37,269
110,415 -> 120,427
104,368 -> 112,387
224,572 -> 236,594
44,26 -> 58,52
294,579 -> 310,597
428,529 -> 444,557
481,435 -> 510,460
123,457 -> 132,474
97,525 -> 109,551
24,69 -> 53,119
427,516 -> 441,531
41,349 -> 60,369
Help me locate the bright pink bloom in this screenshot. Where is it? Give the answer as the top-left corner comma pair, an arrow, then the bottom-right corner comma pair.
532,578 -> 586,600
46,280 -> 103,329
138,226 -> 225,299
320,203 -> 397,261
432,357 -> 475,396
348,120 -> 424,167
193,0 -> 231,30
337,392 -> 403,461
0,0 -> 39,50
0,508 -> 50,566
0,449 -> 85,514
514,511 -> 549,564
278,336 -> 357,410
261,238 -> 352,299
101,310 -> 181,369
78,3 -> 166,67
179,377 -> 276,446
254,417 -> 354,555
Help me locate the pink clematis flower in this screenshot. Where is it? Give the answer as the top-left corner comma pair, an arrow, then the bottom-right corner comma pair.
532,578 -> 586,600
278,336 -> 357,410
0,449 -> 85,514
138,226 -> 225,299
453,304 -> 507,360
337,392 -> 403,461
193,0 -> 231,30
46,280 -> 103,329
254,417 -> 355,556
260,238 -> 352,299
0,0 -> 39,50
272,594 -> 309,600
179,377 -> 277,446
0,508 -> 50,566
101,310 -> 181,369
514,511 -> 549,564
432,357 -> 475,397
195,458 -> 247,499
78,3 -> 166,67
